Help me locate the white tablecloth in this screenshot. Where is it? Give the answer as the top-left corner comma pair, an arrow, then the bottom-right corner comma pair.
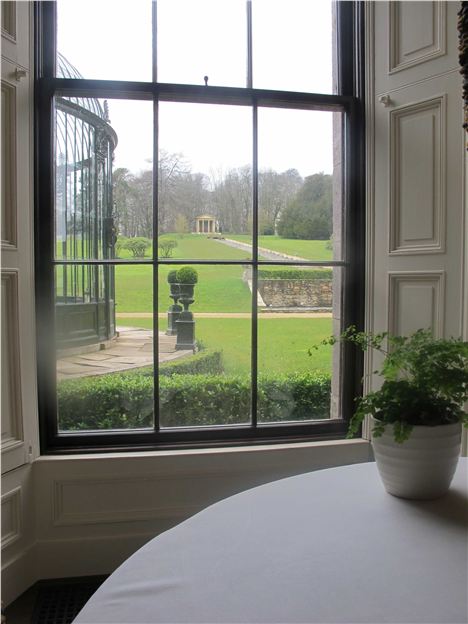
75,459 -> 468,623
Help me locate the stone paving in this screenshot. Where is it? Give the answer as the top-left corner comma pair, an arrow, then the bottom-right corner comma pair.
57,326 -> 192,380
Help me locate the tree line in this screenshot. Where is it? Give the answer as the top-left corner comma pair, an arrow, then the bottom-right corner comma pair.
113,150 -> 333,240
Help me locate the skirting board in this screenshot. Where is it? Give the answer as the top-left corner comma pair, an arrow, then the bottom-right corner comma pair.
1,543 -> 37,607
1,532 -> 154,607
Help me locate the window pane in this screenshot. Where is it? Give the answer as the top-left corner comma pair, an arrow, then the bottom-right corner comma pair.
258,107 -> 342,262
56,265 -> 154,432
56,0 -> 153,81
257,265 -> 341,423
159,264 -> 251,427
158,102 -> 252,259
54,97 -> 153,262
157,0 -> 247,87
252,0 -> 334,93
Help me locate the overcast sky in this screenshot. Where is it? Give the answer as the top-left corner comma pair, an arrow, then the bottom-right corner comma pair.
57,0 -> 334,177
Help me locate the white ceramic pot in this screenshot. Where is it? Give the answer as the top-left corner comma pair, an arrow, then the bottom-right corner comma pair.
371,417 -> 462,500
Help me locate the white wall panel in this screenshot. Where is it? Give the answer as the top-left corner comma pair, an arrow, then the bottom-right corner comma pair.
372,71 -> 463,345
1,1 -> 29,69
1,2 -> 39,606
1,270 -> 25,473
388,271 -> 445,337
389,96 -> 445,254
1,2 -> 16,41
1,77 -> 17,249
375,1 -> 459,94
366,1 -> 464,443
389,2 -> 446,74
1,465 -> 36,606
1,487 -> 21,549
33,441 -> 371,548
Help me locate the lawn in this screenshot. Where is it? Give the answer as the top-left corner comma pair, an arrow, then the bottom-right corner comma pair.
118,233 -> 253,261
114,234 -> 333,313
225,234 -> 333,261
115,264 -> 252,313
115,234 -> 252,313
117,316 -> 333,375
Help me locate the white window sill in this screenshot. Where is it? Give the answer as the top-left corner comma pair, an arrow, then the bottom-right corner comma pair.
34,437 -> 371,463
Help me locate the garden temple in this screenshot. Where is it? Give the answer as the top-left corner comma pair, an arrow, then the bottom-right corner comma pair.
195,214 -> 218,234
55,53 -> 118,351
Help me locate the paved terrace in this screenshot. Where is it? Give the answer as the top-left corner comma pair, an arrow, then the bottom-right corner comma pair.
57,327 -> 192,381
57,312 -> 332,381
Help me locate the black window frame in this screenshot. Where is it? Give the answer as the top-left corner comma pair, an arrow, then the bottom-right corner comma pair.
35,0 -> 365,454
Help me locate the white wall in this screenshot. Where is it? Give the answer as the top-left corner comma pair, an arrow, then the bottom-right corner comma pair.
2,0 -> 466,606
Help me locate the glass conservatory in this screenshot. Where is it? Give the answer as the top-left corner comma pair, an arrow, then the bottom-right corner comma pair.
55,53 -> 118,351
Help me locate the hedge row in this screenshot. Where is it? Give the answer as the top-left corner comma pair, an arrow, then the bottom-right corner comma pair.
161,349 -> 223,376
113,349 -> 224,379
258,268 -> 332,281
58,371 -> 331,431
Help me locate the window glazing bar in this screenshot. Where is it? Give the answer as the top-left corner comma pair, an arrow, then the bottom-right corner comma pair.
153,96 -> 160,433
152,0 -> 158,83
53,259 -> 349,267
44,78 -> 353,111
251,101 -> 258,428
246,0 -> 253,88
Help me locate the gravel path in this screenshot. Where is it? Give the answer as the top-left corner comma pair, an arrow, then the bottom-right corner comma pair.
213,237 -> 309,263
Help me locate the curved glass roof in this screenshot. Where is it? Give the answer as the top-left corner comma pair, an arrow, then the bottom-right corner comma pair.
57,52 -> 107,120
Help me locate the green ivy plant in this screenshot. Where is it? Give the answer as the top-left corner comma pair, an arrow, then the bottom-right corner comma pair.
315,327 -> 468,443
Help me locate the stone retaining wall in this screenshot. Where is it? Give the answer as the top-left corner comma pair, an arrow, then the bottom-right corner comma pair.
258,279 -> 332,308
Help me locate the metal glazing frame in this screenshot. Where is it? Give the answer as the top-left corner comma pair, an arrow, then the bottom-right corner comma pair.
54,92 -> 118,350
35,1 -> 365,453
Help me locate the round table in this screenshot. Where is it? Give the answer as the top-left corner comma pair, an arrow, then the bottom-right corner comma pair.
74,460 -> 468,623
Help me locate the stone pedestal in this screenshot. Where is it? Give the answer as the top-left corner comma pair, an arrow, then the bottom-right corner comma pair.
166,304 -> 182,336
175,310 -> 195,350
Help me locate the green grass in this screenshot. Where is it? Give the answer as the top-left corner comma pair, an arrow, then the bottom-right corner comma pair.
226,234 -> 333,261
115,234 -> 252,313
117,233 -> 252,261
58,234 -> 333,313
118,317 -> 333,375
116,264 -> 251,313
114,234 -> 334,313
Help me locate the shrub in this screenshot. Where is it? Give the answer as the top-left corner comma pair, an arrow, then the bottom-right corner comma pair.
125,237 -> 151,258
115,236 -> 128,257
110,349 -> 223,379
159,238 -> 178,258
177,266 -> 198,284
160,350 -> 223,376
57,370 -> 331,430
167,270 -> 178,284
258,268 -> 332,280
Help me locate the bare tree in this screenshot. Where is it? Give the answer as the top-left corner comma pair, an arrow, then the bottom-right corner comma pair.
259,168 -> 302,234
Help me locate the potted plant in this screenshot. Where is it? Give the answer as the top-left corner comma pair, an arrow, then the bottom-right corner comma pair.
175,266 -> 198,350
176,266 -> 198,299
166,270 -> 182,336
322,327 -> 468,499
167,269 -> 180,298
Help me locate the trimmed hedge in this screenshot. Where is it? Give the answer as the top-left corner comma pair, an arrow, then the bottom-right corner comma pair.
110,349 -> 223,379
160,349 -> 223,377
57,371 -> 331,431
258,268 -> 332,280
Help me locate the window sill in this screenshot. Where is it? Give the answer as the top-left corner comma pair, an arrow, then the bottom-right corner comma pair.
34,437 -> 371,463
